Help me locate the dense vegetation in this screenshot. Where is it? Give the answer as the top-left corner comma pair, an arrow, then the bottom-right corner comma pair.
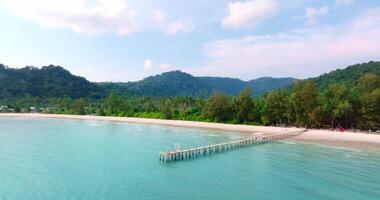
99,71 -> 297,97
310,61 -> 380,89
0,64 -> 296,98
0,61 -> 379,131
123,71 -> 210,97
0,64 -> 103,99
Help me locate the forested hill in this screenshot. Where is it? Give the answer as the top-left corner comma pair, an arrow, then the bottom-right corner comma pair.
310,61 -> 380,89
0,61 -> 379,99
196,76 -> 296,96
0,64 -> 295,98
99,61 -> 380,96
103,71 -> 297,97
0,64 -> 103,99
247,77 -> 298,95
124,71 -> 210,96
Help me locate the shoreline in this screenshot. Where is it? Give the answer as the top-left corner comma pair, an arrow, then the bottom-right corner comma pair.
1,113 -> 380,151
0,113 -> 302,134
290,130 -> 380,151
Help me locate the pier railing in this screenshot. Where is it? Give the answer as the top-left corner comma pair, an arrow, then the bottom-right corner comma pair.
159,130 -> 305,163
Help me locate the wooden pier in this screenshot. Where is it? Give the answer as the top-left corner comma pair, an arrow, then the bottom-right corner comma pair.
159,130 -> 305,162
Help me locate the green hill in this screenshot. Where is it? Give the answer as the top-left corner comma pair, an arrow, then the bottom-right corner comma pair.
0,64 -> 103,99
124,71 -> 210,96
310,61 -> 380,89
196,77 -> 247,95
196,76 -> 296,96
247,77 -> 297,96
0,64 -> 295,98
102,71 -> 297,97
1,61 -> 378,99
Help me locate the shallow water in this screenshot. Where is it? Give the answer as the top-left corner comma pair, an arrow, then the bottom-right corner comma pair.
0,117 -> 380,200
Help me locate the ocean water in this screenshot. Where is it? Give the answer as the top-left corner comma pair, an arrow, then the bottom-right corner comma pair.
0,117 -> 380,200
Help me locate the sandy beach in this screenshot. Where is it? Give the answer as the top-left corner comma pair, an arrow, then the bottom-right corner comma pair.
1,113 -> 380,150
291,130 -> 380,151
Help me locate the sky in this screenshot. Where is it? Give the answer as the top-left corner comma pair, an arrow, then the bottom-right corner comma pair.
0,0 -> 379,82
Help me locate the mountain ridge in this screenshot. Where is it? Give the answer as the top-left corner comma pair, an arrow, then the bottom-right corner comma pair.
1,61 -> 379,98
100,70 -> 298,97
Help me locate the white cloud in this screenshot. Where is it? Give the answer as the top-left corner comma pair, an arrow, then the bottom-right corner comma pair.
221,0 -> 278,28
143,59 -> 153,69
10,0 -> 139,35
336,0 -> 354,7
143,59 -> 173,71
154,10 -> 195,35
10,0 -> 195,36
194,8 -> 380,79
303,6 -> 329,25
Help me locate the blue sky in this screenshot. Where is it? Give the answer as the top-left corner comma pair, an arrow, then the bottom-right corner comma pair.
0,0 -> 379,81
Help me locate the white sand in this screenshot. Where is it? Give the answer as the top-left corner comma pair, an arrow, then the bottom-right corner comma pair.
1,113 -> 380,150
291,129 -> 380,150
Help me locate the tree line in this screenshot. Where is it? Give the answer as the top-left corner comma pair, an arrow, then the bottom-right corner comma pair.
1,73 -> 379,131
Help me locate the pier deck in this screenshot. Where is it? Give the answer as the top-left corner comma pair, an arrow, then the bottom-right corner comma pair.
159,130 -> 305,162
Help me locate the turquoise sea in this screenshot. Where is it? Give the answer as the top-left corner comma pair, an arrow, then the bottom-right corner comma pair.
0,117 -> 380,200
